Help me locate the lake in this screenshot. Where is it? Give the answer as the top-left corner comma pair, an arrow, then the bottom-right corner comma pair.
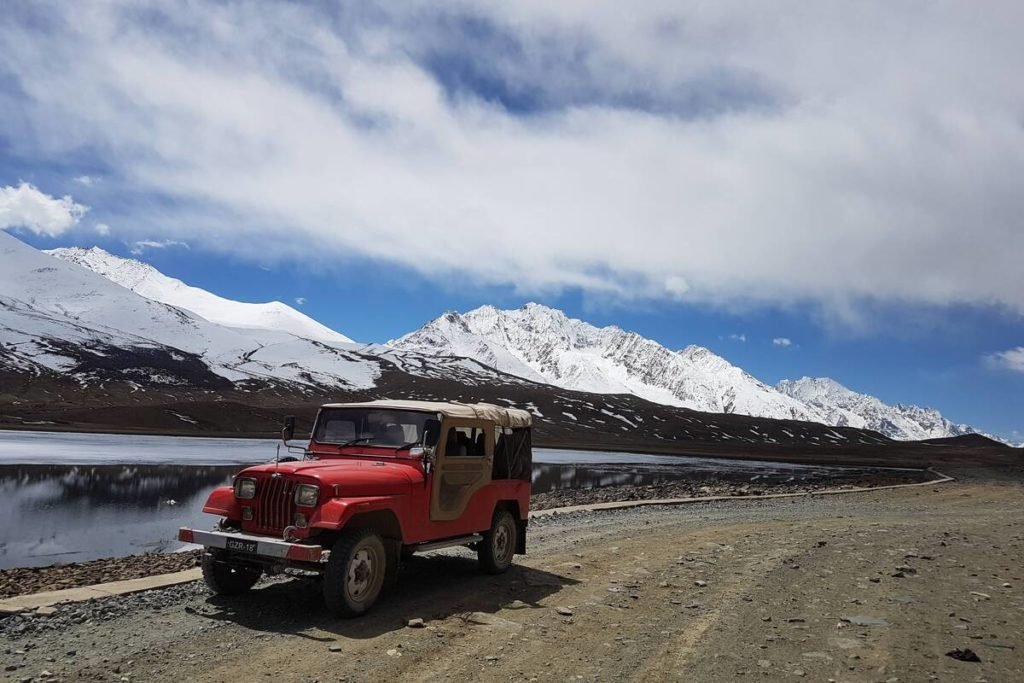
0,430 -> 910,568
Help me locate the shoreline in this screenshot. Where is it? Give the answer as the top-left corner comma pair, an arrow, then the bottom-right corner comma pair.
2,423 -> 1017,470
0,468 -> 933,601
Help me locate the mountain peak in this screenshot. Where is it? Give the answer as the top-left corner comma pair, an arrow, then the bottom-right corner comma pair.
392,304 -> 826,420
47,246 -> 353,344
778,376 -> 852,396
776,376 -> 974,440
393,302 -> 984,441
47,246 -> 162,290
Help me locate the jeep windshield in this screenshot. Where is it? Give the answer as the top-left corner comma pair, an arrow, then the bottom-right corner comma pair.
312,408 -> 439,454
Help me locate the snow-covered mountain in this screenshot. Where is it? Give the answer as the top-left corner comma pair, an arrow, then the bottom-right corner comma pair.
1,232 -> 377,389
775,377 -> 975,441
47,247 -> 352,344
390,304 -> 829,422
2,235 -> 993,444
392,303 -> 985,441
0,233 -> 531,398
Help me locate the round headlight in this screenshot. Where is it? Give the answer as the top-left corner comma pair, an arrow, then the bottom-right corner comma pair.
234,477 -> 257,499
294,484 -> 319,507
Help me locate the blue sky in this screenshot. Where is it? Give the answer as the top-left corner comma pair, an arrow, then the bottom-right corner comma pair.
1,2 -> 1022,440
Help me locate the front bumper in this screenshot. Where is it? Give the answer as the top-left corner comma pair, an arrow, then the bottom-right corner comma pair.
178,527 -> 324,563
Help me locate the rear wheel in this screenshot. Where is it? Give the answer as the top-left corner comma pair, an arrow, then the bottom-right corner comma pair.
323,529 -> 387,617
478,509 -> 517,574
201,554 -> 261,595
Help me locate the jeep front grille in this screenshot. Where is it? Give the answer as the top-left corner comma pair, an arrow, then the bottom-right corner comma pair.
252,476 -> 296,533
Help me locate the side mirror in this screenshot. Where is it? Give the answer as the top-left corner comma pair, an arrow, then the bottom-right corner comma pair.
423,418 -> 441,447
282,415 -> 296,443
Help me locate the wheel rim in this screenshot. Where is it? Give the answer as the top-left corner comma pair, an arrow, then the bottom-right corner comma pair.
346,546 -> 378,602
493,521 -> 513,563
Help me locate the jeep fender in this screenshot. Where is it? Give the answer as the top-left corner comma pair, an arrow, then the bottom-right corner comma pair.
202,486 -> 241,518
312,496 -> 406,540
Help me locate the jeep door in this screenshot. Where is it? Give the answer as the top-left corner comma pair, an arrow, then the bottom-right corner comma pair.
430,419 -> 493,521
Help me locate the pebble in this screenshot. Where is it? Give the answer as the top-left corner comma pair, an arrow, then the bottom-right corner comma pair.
801,652 -> 831,661
555,607 -> 574,616
694,580 -> 708,587
839,615 -> 887,626
328,645 -> 343,653
406,618 -> 425,628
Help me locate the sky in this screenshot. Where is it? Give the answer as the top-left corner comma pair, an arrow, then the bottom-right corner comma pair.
0,1 -> 1022,441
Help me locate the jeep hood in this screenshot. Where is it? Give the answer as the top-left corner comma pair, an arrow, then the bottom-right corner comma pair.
241,459 -> 422,497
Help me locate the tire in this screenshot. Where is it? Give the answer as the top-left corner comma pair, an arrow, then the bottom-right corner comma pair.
201,554 -> 261,595
323,529 -> 388,618
478,509 -> 517,574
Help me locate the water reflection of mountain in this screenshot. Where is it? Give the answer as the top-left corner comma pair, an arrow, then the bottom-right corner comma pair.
2,464 -> 686,510
0,465 -> 237,511
529,463 -> 804,494
531,464 -> 682,493
2,462 -> 820,512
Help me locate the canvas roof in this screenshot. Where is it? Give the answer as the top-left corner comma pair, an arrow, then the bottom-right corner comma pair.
319,399 -> 533,428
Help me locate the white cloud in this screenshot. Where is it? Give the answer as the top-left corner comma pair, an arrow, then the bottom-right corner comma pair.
773,337 -> 793,347
130,239 -> 189,255
663,275 -> 690,298
987,347 -> 1024,373
2,3 -> 1024,321
0,182 -> 87,236
94,222 -> 110,236
294,297 -> 307,306
74,175 -> 97,186
727,333 -> 747,343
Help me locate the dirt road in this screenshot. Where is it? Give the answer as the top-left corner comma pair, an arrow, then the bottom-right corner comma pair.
3,480 -> 1023,682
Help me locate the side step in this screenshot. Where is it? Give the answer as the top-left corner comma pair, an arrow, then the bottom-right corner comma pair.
409,534 -> 483,554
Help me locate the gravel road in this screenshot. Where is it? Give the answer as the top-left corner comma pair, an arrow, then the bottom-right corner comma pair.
2,480 -> 1022,682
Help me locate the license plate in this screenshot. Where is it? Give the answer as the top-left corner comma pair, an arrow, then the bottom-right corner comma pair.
226,538 -> 258,554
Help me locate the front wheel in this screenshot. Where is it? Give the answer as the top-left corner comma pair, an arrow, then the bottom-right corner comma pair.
201,554 -> 261,595
478,509 -> 517,574
323,529 -> 387,617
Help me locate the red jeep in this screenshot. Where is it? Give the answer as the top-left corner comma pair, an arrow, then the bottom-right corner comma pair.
178,400 -> 533,617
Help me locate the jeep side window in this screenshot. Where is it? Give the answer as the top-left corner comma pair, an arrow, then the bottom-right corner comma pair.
444,426 -> 485,456
492,426 -> 531,480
